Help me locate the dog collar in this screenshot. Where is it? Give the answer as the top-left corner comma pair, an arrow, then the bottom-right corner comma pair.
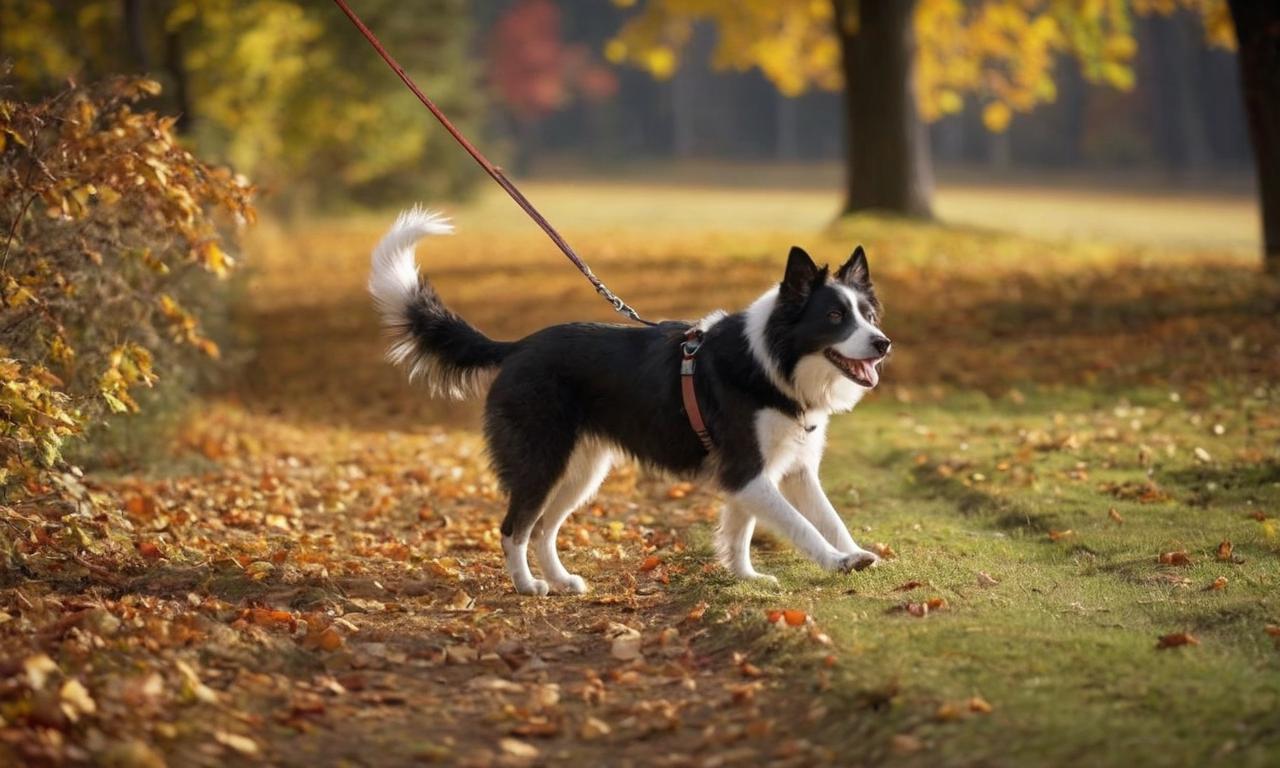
680,328 -> 715,452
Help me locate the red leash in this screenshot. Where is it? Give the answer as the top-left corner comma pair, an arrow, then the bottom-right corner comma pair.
331,0 -> 654,327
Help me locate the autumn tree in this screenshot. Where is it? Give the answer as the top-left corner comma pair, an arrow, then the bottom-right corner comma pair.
0,0 -> 483,207
489,0 -> 619,169
609,0 -> 1278,272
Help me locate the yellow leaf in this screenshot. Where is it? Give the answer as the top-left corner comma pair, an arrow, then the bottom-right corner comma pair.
983,102 -> 1012,133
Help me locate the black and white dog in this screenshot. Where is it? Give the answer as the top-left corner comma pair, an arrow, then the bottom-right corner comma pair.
369,208 -> 891,595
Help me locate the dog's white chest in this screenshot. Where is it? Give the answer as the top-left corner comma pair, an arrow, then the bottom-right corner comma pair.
754,409 -> 826,480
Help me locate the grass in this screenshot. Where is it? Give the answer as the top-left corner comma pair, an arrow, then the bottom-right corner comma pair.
232,176 -> 1279,765
683,383 -> 1280,766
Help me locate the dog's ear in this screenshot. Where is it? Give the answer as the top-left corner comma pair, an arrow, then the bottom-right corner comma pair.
835,245 -> 871,289
781,246 -> 821,301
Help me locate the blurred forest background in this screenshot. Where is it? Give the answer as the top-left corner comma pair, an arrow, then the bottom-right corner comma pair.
0,0 -> 1260,208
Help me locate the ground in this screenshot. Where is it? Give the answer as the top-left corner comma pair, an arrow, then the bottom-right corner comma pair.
2,174 -> 1279,767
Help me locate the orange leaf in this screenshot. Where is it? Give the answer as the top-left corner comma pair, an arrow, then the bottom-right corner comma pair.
1216,540 -> 1233,561
639,555 -> 661,572
137,541 -> 163,560
1108,508 -> 1124,524
1207,576 -> 1228,591
1158,550 -> 1193,566
783,609 -> 807,627
1156,632 -> 1199,649
1048,529 -> 1074,542
894,580 -> 925,592
968,696 -> 993,714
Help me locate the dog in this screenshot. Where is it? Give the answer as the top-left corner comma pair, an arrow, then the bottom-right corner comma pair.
369,208 -> 891,595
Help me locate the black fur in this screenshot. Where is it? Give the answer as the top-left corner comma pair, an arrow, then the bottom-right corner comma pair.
392,246 -> 879,546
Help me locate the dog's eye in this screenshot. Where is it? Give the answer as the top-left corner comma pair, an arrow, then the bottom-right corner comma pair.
827,310 -> 844,324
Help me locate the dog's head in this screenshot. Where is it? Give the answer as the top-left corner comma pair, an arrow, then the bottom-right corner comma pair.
758,245 -> 890,410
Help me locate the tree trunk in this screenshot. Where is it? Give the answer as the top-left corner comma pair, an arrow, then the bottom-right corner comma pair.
832,0 -> 933,218
1228,0 -> 1280,273
122,0 -> 150,71
163,30 -> 194,133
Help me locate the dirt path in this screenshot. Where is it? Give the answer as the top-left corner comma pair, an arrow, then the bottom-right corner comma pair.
1,223 -> 836,767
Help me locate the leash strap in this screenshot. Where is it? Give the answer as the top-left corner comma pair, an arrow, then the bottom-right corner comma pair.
331,0 -> 655,327
680,328 -> 714,452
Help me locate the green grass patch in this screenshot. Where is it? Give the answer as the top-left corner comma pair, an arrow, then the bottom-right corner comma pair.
678,383 -> 1280,766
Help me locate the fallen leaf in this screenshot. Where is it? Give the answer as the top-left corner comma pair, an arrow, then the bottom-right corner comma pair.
1207,576 -> 1228,591
1108,508 -> 1124,524
783,609 -> 807,627
1216,540 -> 1233,561
23,654 -> 58,690
976,571 -> 999,587
610,631 -> 642,661
499,738 -> 538,759
1048,529 -> 1074,542
685,601 -> 708,622
967,696 -> 993,714
1158,550 -> 1193,566
890,734 -> 923,754
444,588 -> 474,611
1193,446 -> 1212,463
580,716 -> 612,739
894,580 -> 925,592
1264,625 -> 1280,638
59,679 -> 96,721
1156,632 -> 1200,649
137,541 -> 163,560
639,555 -> 661,572
870,542 -> 897,559
214,731 -> 259,756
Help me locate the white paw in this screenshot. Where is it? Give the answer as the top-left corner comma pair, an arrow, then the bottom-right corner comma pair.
514,577 -> 550,596
730,569 -> 780,587
831,551 -> 880,573
548,574 -> 589,595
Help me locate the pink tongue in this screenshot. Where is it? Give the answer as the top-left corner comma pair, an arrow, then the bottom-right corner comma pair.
857,359 -> 879,388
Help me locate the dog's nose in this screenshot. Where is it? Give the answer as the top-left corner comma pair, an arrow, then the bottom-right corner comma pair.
872,336 -> 892,356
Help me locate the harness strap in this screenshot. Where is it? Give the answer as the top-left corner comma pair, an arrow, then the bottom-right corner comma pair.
680,328 -> 714,452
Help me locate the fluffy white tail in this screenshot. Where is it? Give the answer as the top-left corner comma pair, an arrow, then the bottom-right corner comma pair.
368,207 -> 511,399
368,206 -> 453,331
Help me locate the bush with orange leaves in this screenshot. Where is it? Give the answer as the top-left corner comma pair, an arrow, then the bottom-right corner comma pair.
0,77 -> 253,557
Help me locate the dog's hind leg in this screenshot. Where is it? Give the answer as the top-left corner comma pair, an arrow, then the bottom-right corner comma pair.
492,423 -> 576,597
716,505 -> 778,586
530,439 -> 614,595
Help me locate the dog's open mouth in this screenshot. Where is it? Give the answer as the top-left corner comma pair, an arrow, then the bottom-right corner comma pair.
824,349 -> 881,388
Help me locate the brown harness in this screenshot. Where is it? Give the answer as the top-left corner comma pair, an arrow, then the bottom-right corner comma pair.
680,328 -> 714,452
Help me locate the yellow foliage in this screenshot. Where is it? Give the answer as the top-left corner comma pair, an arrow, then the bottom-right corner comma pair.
1,78 -> 252,504
611,0 -> 1233,132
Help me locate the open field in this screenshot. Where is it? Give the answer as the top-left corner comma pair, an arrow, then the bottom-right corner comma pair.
3,178 -> 1278,766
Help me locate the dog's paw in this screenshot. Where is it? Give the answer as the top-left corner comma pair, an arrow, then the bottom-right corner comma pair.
729,569 -> 780,587
832,551 -> 880,573
749,572 -> 781,587
548,574 -> 589,595
514,577 -> 550,596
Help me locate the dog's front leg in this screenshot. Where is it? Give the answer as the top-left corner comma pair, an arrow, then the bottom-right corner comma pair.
728,476 -> 870,575
779,466 -> 879,570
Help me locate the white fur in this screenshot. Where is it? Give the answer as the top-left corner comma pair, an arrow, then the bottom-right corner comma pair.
743,288 -> 797,399
717,409 -> 878,582
368,206 -> 452,332
369,208 -> 500,399
528,437 -> 615,594
695,309 -> 728,333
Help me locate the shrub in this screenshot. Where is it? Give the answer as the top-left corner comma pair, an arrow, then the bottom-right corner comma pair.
0,77 -> 253,565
